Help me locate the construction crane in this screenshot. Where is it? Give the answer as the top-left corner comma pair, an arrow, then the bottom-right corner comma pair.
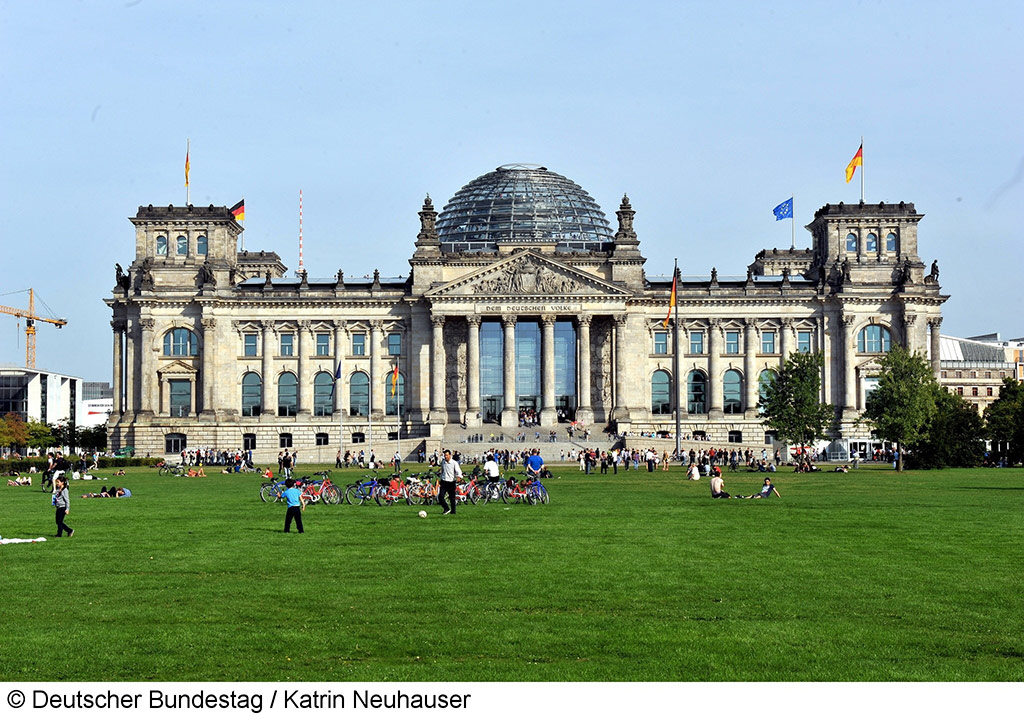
0,289 -> 68,368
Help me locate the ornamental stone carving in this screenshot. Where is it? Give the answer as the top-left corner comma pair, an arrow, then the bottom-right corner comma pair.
444,318 -> 467,410
472,256 -> 584,295
593,318 -> 613,407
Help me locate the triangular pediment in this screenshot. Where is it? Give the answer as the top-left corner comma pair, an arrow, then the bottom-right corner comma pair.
425,251 -> 631,299
856,357 -> 885,374
157,359 -> 199,377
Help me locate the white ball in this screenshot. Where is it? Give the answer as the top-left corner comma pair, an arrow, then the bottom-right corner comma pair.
418,510 -> 427,518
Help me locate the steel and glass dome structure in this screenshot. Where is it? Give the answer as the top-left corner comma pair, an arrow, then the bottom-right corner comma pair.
436,164 -> 614,253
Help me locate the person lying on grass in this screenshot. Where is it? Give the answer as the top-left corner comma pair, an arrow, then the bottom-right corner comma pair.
81,486 -> 113,498
7,476 -> 32,486
742,478 -> 781,499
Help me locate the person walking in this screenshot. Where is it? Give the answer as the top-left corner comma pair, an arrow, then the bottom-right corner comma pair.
53,477 -> 74,537
438,449 -> 463,516
282,478 -> 305,533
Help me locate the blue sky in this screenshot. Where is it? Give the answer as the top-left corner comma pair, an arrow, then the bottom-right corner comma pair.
1,0 -> 1021,381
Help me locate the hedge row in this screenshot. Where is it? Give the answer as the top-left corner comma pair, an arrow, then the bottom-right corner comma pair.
0,456 -> 162,474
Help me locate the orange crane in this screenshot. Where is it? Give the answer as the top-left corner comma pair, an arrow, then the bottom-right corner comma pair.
0,289 -> 68,368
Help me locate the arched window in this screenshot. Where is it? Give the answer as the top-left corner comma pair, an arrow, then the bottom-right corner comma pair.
385,372 -> 406,416
651,370 -> 671,415
156,235 -> 168,255
349,371 -> 369,417
176,235 -> 188,255
277,372 -> 297,417
857,325 -> 892,354
885,232 -> 897,252
163,328 -> 199,356
846,233 -> 858,252
313,372 -> 334,417
758,369 -> 777,403
866,233 -> 878,253
757,368 -> 770,413
687,370 -> 707,414
241,372 -> 262,416
723,369 -> 743,414
197,235 -> 208,255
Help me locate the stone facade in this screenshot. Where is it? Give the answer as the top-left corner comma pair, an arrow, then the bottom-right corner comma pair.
106,177 -> 947,461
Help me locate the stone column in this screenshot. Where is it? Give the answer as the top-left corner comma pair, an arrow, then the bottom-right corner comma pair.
261,321 -> 275,416
200,318 -> 216,417
843,314 -> 857,412
297,320 -> 311,416
333,321 -> 346,414
124,319 -> 135,416
612,314 -> 629,419
576,314 -> 593,424
541,314 -> 557,425
501,314 -> 518,428
430,314 -> 446,421
369,320 -> 384,418
138,317 -> 155,416
466,314 -> 481,427
743,319 -> 758,418
111,320 -> 124,418
708,319 -> 723,418
929,317 -> 942,379
780,319 -> 793,363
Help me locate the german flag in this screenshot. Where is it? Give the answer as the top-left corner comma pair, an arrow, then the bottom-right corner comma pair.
391,364 -> 400,397
662,271 -> 677,328
230,199 -> 245,222
845,144 -> 863,184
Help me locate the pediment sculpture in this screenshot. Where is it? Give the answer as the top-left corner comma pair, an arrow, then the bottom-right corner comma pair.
471,256 -> 584,296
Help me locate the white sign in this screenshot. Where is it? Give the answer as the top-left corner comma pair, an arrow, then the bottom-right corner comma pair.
474,303 -> 583,314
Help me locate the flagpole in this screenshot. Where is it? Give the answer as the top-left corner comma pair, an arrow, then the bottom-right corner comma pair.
791,193 -> 796,249
673,259 -> 681,461
860,136 -> 865,203
185,138 -> 190,206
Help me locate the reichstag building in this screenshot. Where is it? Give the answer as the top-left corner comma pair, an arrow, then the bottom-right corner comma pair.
106,164 -> 947,460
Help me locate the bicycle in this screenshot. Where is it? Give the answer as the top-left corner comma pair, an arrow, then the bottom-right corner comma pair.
158,463 -> 186,477
345,473 -> 384,505
502,475 -> 536,505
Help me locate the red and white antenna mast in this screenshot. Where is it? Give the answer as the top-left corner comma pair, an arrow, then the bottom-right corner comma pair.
297,189 -> 305,277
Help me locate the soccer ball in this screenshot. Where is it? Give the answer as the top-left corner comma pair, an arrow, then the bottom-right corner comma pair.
418,510 -> 427,518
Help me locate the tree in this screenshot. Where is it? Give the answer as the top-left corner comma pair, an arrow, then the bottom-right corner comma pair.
984,378 -> 1024,464
759,352 -> 834,449
0,412 -> 29,449
77,425 -> 108,450
25,420 -> 56,450
861,345 -> 937,471
906,387 -> 985,469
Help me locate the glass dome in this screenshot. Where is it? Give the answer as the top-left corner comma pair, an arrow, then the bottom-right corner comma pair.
437,164 -> 614,253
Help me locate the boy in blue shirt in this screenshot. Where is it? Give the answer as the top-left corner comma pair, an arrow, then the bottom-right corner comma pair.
282,478 -> 305,533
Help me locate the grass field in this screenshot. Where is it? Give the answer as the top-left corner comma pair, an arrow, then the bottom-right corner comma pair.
0,463 -> 1022,681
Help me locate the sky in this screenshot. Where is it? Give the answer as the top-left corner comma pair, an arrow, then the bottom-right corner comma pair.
1,0 -> 1022,382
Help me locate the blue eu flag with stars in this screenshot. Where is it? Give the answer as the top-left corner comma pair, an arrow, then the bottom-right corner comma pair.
773,197 -> 793,221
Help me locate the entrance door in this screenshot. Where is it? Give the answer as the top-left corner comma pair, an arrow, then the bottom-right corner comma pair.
482,396 -> 501,423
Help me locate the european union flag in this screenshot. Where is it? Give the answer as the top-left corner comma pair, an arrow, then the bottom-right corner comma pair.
773,197 -> 793,221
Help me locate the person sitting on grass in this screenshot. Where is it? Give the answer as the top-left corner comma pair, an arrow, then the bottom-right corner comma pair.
743,477 -> 781,499
709,470 -> 731,499
114,469 -> 127,477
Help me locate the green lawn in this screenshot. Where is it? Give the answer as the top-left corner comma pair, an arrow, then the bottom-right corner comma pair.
1,464 -> 1021,681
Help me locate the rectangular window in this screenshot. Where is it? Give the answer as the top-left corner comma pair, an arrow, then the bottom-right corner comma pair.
689,331 -> 705,355
728,430 -> 743,443
165,433 -> 187,454
279,433 -> 292,448
725,331 -> 739,355
244,334 -> 258,357
316,333 -> 330,356
280,333 -> 294,356
352,333 -> 366,356
762,331 -> 777,354
169,379 -> 191,418
315,432 -> 329,446
654,331 -> 668,355
388,333 -> 402,356
797,331 -> 812,354
242,433 -> 256,451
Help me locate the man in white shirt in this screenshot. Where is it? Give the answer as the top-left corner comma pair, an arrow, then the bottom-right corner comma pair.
483,454 -> 501,481
438,449 -> 463,516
